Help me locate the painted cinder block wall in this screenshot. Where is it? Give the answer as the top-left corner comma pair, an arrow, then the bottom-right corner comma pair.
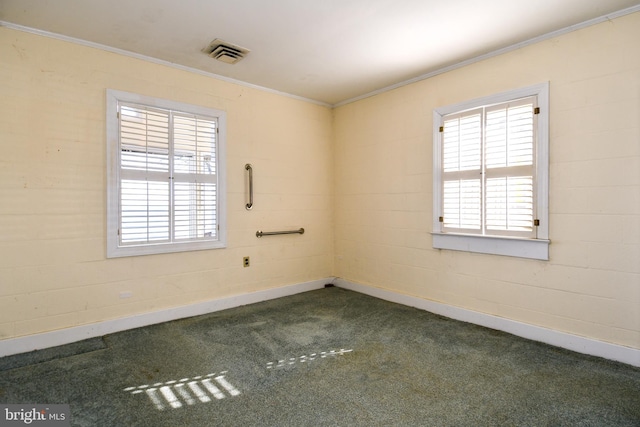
0,27 -> 334,340
333,11 -> 640,350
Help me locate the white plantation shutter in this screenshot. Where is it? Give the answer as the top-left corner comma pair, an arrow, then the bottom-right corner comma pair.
119,105 -> 171,244
440,96 -> 537,238
484,98 -> 535,237
172,113 -> 218,241
442,110 -> 483,232
117,102 -> 219,247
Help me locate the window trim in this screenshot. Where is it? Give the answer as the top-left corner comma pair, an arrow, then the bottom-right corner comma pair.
106,89 -> 227,258
432,83 -> 549,260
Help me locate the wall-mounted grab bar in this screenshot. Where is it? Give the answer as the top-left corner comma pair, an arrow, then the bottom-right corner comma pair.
245,163 -> 253,210
256,228 -> 304,238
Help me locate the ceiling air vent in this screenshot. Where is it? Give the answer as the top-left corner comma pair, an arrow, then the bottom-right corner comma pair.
203,39 -> 250,64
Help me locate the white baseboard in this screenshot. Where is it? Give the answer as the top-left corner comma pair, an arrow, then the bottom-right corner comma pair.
0,278 -> 332,358
334,278 -> 640,368
3,277 -> 638,368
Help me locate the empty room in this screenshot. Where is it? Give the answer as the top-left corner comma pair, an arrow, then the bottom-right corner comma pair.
1,1 -> 639,425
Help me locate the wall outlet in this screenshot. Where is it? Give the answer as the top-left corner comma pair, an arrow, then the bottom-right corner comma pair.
243,256 -> 250,267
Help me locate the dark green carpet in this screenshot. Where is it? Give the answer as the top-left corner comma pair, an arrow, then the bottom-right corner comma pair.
0,287 -> 639,426
0,337 -> 107,372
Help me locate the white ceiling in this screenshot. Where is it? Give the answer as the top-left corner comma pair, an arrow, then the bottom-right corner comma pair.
1,0 -> 639,106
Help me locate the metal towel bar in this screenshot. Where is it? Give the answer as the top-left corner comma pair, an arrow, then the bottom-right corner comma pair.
245,164 -> 253,210
256,228 -> 305,238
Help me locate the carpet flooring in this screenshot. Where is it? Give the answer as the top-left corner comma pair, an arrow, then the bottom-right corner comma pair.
0,287 -> 639,426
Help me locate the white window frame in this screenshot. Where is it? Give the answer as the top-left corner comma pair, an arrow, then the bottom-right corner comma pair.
106,89 -> 227,258
432,83 -> 550,260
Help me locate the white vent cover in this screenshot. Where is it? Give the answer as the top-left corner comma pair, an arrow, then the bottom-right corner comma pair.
203,39 -> 250,64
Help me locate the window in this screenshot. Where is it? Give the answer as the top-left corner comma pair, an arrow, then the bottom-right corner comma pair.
107,90 -> 226,257
432,83 -> 549,260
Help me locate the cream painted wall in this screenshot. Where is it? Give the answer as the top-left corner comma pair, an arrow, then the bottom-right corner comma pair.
0,27 -> 333,340
334,12 -> 640,349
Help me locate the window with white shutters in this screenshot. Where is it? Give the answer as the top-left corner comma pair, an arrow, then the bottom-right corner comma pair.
107,90 -> 226,257
432,83 -> 549,260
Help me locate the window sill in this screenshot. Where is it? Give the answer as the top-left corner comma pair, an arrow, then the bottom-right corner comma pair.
107,239 -> 226,258
431,232 -> 549,260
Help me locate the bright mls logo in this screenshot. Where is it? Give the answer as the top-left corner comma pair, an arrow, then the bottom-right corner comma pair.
0,405 -> 70,426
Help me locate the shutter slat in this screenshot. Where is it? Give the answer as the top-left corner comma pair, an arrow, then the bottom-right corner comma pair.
485,101 -> 534,169
173,114 -> 217,176
485,176 -> 533,232
174,182 -> 217,240
120,179 -> 170,244
120,104 -> 170,173
442,112 -> 482,173
443,179 -> 481,230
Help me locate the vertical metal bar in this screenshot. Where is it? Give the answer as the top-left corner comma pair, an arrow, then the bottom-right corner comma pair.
245,164 -> 253,210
